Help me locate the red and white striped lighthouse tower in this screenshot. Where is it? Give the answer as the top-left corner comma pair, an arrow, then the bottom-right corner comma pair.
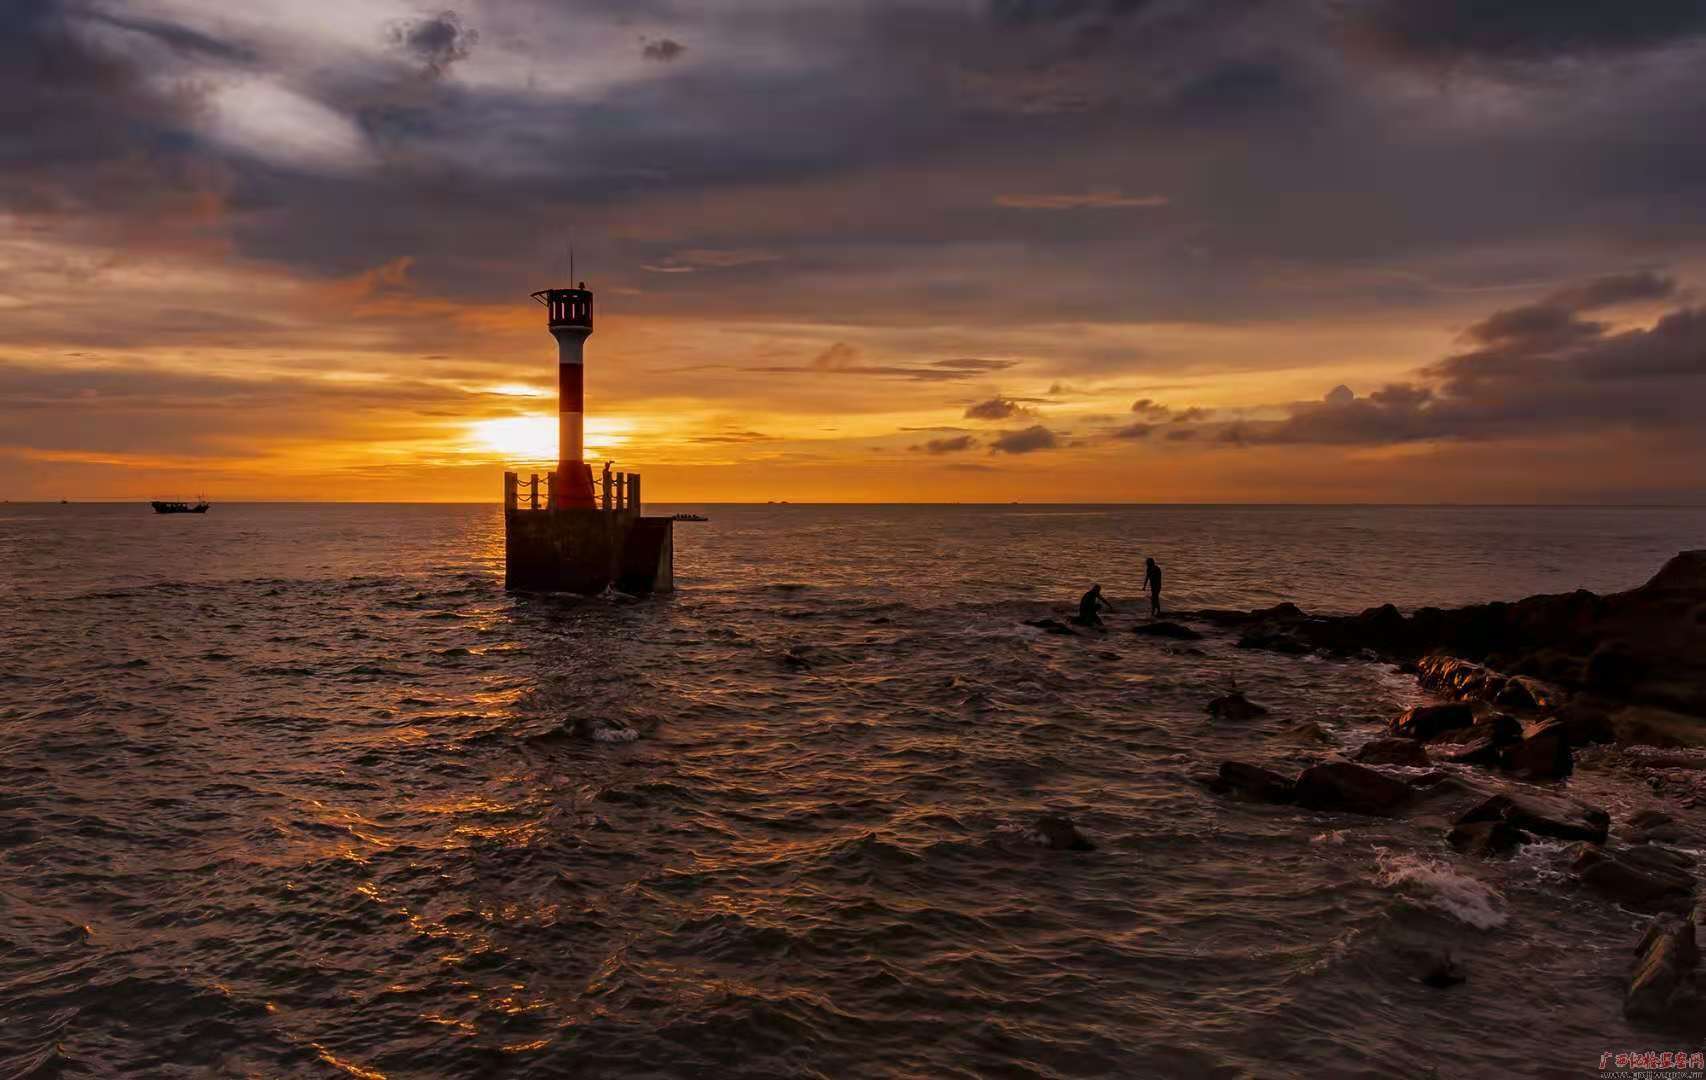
529,282 -> 597,509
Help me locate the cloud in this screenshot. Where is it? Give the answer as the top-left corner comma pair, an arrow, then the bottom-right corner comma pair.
994,191 -> 1168,210
747,345 -> 1008,382
690,430 -> 776,443
990,424 -> 1059,453
1221,275 -> 1706,446
644,249 -> 780,273
1170,406 -> 1213,422
964,396 -> 1036,420
1130,397 -> 1170,418
391,11 -> 478,79
1348,0 -> 1706,62
1110,422 -> 1154,439
914,434 -> 979,453
642,37 -> 686,61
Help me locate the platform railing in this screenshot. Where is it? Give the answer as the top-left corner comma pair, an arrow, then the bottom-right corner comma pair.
504,468 -> 641,512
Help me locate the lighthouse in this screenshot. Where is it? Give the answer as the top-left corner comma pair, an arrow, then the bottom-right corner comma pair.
503,282 -> 676,595
531,282 -> 596,509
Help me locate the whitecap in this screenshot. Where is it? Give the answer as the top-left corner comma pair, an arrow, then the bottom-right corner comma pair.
1374,848 -> 1509,930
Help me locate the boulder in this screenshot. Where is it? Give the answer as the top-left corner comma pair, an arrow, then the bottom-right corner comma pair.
1212,761 -> 1296,803
1030,814 -> 1095,851
1024,618 -> 1075,636
1207,692 -> 1270,721
1611,705 -> 1706,750
1417,657 -> 1500,701
1391,703 -> 1475,741
1419,952 -> 1466,988
1501,717 -> 1574,780
1448,819 -> 1527,857
1355,738 -> 1431,767
1587,641 -> 1643,697
1236,627 -> 1311,655
1494,674 -> 1567,713
1426,729 -> 1502,766
1551,697 -> 1616,744
1293,762 -> 1413,817
1623,810 -> 1687,845
1132,620 -> 1203,640
1625,915 -> 1702,1026
1456,792 -> 1609,844
1571,845 -> 1697,914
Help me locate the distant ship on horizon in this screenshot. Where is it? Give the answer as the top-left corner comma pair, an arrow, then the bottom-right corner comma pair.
151,498 -> 210,514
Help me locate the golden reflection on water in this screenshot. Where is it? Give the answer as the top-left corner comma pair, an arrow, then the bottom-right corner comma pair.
312,1044 -> 388,1080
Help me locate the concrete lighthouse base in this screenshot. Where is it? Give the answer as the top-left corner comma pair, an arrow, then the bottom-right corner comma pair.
502,471 -> 674,595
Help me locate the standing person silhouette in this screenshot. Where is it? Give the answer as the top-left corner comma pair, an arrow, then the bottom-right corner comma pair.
1142,558 -> 1162,617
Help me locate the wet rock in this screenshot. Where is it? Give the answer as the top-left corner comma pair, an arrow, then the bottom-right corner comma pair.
1571,844 -> 1697,914
1420,952 -> 1467,988
1131,620 -> 1203,641
1354,738 -> 1431,767
1024,618 -> 1075,636
1293,761 -> 1413,817
1551,696 -> 1616,745
1236,627 -> 1311,655
1426,729 -> 1502,767
1624,809 -> 1687,845
1207,692 -> 1269,721
1390,703 -> 1475,741
1493,674 -> 1567,713
1456,792 -> 1609,844
1448,819 -> 1527,857
1471,711 -> 1523,745
1501,717 -> 1574,780
1625,916 -> 1702,1026
1212,761 -> 1296,803
1417,656 -> 1501,701
568,716 -> 641,743
1587,641 -> 1644,697
1030,814 -> 1095,851
1612,705 -> 1706,750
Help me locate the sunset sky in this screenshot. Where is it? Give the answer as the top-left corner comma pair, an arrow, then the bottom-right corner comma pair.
5,0 -> 1706,502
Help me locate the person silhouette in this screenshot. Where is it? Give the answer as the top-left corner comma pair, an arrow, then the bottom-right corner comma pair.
1142,558 -> 1162,617
1075,583 -> 1114,627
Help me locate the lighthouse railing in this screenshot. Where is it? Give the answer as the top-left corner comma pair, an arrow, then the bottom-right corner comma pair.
504,470 -> 640,513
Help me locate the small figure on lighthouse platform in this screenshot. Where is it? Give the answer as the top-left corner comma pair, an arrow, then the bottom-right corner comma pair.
530,280 -> 596,509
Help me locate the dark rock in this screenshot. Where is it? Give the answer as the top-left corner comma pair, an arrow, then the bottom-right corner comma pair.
1213,761 -> 1296,803
1552,697 -> 1616,745
1611,705 -> 1706,750
1426,729 -> 1503,766
1501,717 -> 1574,780
1456,792 -> 1609,844
1624,809 -> 1686,845
1571,845 -> 1697,914
1587,641 -> 1643,697
1417,656 -> 1500,701
1391,702 -> 1475,741
1625,916 -> 1702,1025
1030,814 -> 1095,851
1294,762 -> 1413,816
1236,627 -> 1310,655
1355,738 -> 1431,767
1251,602 -> 1306,621
1207,692 -> 1269,721
1024,618 -> 1075,636
1448,819 -> 1527,857
1471,712 -> 1523,745
1494,674 -> 1566,712
1420,952 -> 1466,988
1132,620 -> 1203,640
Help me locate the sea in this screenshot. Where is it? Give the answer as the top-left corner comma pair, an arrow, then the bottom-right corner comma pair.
2,503 -> 1704,1079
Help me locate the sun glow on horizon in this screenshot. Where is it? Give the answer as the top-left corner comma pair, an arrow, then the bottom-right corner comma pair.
464,415 -> 634,463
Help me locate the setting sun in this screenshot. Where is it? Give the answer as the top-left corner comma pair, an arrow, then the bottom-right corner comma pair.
464,415 -> 634,464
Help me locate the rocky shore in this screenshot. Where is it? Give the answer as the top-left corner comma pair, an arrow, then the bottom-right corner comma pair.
1188,550 -> 1706,1030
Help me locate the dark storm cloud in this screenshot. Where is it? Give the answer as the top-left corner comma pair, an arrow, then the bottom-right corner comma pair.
964,396 -> 1035,421
989,425 -> 1059,453
913,434 -> 979,453
1222,277 -> 1706,447
641,37 -> 686,61
1348,0 -> 1706,62
391,11 -> 478,78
